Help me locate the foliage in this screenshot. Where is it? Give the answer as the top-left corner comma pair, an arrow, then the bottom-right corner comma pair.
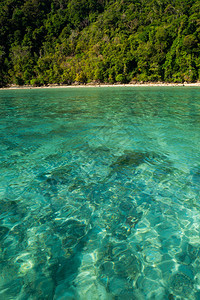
0,0 -> 200,86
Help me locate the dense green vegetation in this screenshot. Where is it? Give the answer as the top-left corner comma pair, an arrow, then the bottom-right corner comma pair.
0,0 -> 200,86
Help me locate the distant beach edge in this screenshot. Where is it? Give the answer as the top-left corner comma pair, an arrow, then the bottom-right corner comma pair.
1,82 -> 200,90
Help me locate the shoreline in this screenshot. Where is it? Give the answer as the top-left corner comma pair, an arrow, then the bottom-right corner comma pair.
1,82 -> 200,90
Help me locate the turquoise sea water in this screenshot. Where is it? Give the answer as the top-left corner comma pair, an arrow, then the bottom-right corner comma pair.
0,86 -> 200,300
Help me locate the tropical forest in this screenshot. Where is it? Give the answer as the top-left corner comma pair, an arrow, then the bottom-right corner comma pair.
0,0 -> 200,86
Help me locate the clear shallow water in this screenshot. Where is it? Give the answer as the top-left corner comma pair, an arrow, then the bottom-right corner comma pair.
0,86 -> 200,300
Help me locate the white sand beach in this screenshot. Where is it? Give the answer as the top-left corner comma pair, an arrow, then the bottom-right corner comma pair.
1,82 -> 200,90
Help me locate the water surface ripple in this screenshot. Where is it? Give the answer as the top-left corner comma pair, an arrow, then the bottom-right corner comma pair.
0,87 -> 200,299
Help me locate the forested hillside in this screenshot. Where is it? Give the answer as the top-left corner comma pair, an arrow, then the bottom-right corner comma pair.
0,0 -> 200,86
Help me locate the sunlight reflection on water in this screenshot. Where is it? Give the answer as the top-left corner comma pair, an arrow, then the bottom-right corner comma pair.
0,87 -> 200,299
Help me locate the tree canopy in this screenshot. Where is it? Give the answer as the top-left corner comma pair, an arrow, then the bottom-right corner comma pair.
0,0 -> 199,86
